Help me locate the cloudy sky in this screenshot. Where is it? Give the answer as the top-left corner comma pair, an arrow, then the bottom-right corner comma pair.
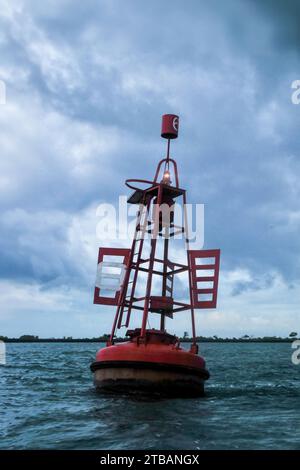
0,0 -> 299,338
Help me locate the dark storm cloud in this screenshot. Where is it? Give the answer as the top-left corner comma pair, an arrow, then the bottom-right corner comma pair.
0,0 -> 299,330
250,0 -> 300,51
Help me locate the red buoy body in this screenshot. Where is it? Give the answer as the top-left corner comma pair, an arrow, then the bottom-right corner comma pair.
161,114 -> 179,139
91,330 -> 209,396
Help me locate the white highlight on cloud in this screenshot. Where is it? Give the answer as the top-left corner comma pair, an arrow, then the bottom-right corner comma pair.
0,0 -> 82,93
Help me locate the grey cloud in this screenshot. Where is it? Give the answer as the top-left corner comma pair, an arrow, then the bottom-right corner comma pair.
0,0 -> 299,330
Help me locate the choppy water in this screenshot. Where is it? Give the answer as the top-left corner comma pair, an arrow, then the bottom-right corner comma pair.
0,342 -> 300,450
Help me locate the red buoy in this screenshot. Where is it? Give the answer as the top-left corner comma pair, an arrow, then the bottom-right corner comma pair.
91,114 -> 220,397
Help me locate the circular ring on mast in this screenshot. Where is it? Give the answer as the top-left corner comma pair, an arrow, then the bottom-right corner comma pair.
125,178 -> 156,191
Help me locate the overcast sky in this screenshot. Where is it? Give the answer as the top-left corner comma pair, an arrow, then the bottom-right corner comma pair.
0,0 -> 299,338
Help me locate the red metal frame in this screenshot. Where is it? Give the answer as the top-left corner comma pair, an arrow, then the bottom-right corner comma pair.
188,249 -> 220,309
93,117 -> 221,349
93,247 -> 131,306
125,179 -> 155,191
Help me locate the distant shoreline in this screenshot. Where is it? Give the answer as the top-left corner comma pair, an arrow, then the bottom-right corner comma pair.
1,337 -> 297,343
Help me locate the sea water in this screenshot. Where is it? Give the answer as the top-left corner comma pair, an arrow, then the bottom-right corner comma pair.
0,342 -> 299,450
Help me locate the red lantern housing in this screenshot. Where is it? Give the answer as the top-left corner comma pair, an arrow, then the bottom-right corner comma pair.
161,114 -> 179,139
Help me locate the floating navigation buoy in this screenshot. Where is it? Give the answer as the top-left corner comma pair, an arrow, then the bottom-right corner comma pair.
91,114 -> 220,397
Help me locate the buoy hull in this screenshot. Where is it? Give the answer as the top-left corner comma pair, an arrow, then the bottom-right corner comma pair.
92,362 -> 207,397
91,330 -> 209,397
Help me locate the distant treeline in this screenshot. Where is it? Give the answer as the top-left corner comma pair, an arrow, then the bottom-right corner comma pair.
0,334 -> 298,343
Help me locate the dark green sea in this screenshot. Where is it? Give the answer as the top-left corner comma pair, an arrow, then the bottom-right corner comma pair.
0,342 -> 299,450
